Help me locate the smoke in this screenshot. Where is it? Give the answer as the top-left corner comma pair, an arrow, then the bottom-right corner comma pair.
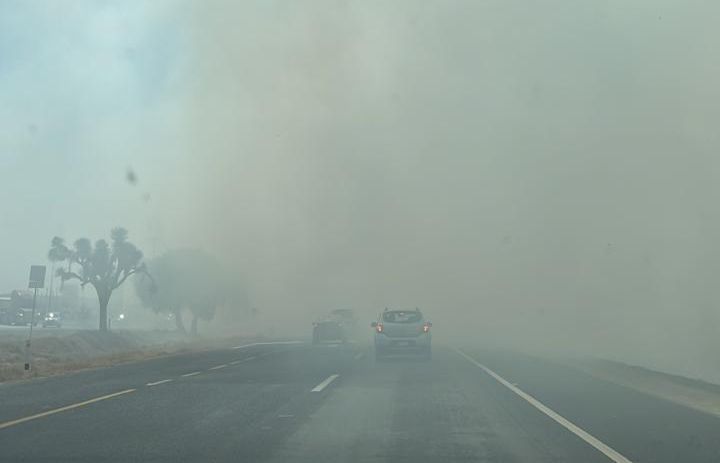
164,1 -> 720,378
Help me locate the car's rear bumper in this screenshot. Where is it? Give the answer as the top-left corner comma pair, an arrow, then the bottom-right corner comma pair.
375,334 -> 431,351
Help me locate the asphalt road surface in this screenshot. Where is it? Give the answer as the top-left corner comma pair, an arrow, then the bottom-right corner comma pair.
1,342 -> 720,462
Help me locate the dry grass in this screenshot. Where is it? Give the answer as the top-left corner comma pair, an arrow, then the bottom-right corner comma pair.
0,330 -> 258,383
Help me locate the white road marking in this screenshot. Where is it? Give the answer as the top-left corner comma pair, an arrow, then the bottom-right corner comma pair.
232,341 -> 304,350
209,364 -> 228,370
354,352 -> 364,360
229,356 -> 256,365
0,389 -> 136,431
182,371 -> 201,377
147,379 -> 173,386
311,374 -> 340,392
455,349 -> 633,463
278,414 -> 294,418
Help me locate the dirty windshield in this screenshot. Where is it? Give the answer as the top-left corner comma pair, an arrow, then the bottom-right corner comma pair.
1,1 -> 719,463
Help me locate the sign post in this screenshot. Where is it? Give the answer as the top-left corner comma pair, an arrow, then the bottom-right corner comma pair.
25,265 -> 46,372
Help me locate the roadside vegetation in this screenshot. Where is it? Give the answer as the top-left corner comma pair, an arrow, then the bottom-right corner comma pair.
49,228 -> 148,332
133,249 -> 231,336
0,330 -> 258,383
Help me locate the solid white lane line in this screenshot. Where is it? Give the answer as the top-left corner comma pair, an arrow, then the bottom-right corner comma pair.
232,341 -> 303,350
182,371 -> 201,377
209,364 -> 228,370
455,349 -> 633,463
229,356 -> 256,365
147,379 -> 173,387
311,374 -> 340,392
0,389 -> 136,430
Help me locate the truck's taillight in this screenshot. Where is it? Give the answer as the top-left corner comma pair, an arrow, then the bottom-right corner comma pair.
422,323 -> 430,333
376,323 -> 384,333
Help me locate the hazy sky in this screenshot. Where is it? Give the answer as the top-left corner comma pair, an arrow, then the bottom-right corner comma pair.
2,1 -> 720,376
0,0 -> 199,289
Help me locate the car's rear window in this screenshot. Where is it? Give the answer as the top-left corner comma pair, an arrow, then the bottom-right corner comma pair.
382,311 -> 422,323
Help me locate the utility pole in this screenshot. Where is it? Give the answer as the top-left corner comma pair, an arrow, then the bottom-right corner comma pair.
25,265 -> 46,372
47,262 -> 55,314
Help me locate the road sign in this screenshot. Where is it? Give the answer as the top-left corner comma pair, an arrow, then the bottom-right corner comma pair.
25,265 -> 46,372
28,265 -> 46,289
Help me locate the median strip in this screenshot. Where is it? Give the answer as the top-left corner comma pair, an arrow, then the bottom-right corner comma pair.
455,349 -> 633,463
311,374 -> 340,392
0,388 -> 136,430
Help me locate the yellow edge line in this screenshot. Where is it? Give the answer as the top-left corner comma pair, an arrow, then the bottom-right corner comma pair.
0,388 -> 136,431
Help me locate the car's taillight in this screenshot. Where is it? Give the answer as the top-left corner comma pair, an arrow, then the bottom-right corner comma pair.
376,323 -> 384,333
422,323 -> 430,333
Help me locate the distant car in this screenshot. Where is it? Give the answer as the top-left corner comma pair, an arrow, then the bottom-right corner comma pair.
312,319 -> 346,344
108,312 -> 128,330
313,309 -> 356,344
372,309 -> 432,360
328,309 -> 357,327
11,308 -> 39,326
42,312 -> 62,328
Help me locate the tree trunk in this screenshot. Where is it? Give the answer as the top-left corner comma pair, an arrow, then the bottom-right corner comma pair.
191,315 -> 198,336
97,287 -> 111,332
47,262 -> 55,312
174,309 -> 187,334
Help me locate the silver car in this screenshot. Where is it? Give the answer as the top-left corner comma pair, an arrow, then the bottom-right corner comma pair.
371,309 -> 432,360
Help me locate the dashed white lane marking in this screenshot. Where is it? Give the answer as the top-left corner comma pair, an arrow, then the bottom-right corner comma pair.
311,374 -> 340,392
455,349 -> 633,463
232,341 -> 304,350
278,414 -> 294,418
147,379 -> 173,387
229,356 -> 256,365
209,364 -> 228,370
181,371 -> 201,377
354,352 -> 364,360
0,389 -> 136,430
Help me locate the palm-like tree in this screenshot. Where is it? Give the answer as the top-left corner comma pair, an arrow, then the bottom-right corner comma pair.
51,228 -> 148,331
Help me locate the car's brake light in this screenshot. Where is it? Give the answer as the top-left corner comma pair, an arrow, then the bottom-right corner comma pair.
422,323 -> 430,333
376,323 -> 384,333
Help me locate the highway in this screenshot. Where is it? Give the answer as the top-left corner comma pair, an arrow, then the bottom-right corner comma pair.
1,342 -> 720,462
